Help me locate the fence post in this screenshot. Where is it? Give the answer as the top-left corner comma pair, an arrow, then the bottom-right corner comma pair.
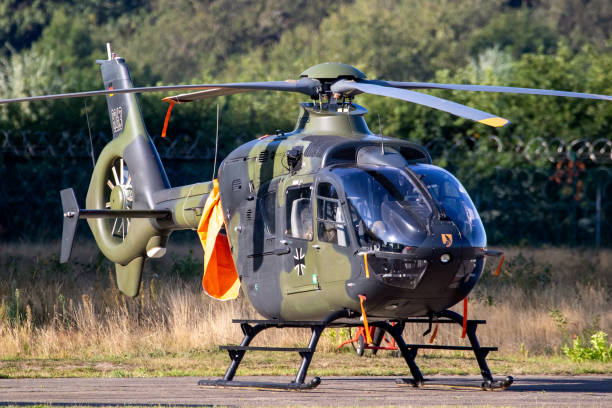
595,184 -> 601,248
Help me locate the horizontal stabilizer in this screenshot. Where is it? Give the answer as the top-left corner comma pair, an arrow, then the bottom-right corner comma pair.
60,188 -> 80,263
59,187 -> 172,263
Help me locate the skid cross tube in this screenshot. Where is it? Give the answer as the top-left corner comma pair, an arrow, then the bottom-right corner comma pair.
198,309 -> 512,391
198,310 -> 352,390
438,310 -> 492,382
378,311 -> 512,390
222,322 -> 266,381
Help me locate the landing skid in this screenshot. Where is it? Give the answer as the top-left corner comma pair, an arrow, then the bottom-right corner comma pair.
198,309 -> 512,391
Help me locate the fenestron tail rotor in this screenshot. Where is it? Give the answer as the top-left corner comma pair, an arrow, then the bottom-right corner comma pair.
105,158 -> 134,241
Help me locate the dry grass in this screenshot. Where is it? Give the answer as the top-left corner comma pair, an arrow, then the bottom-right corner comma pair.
0,241 -> 610,362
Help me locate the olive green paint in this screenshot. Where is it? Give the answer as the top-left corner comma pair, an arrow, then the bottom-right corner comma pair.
301,62 -> 366,79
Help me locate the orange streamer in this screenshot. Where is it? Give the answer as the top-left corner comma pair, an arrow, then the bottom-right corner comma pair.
197,179 -> 240,300
358,295 -> 373,344
494,255 -> 505,277
461,297 -> 468,339
161,102 -> 175,138
429,322 -> 439,344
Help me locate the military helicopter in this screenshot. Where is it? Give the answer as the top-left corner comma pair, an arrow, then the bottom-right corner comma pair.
2,45 -> 611,391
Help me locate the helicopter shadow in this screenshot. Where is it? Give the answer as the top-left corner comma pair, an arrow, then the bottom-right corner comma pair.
505,376 -> 612,393
322,376 -> 612,393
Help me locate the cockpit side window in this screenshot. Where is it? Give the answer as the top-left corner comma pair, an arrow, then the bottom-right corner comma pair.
285,185 -> 313,240
316,182 -> 349,247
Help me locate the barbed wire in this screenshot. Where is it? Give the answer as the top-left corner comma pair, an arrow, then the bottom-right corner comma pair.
424,135 -> 612,164
3,130 -> 612,163
0,130 -> 217,160
1,130 -> 611,244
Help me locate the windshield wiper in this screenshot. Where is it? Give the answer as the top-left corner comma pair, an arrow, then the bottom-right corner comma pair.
401,168 -> 439,233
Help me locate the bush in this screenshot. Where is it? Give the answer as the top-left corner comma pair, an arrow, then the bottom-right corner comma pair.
562,331 -> 612,363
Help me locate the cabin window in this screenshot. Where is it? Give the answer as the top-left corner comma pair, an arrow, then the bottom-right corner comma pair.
316,182 -> 349,247
285,185 -> 313,240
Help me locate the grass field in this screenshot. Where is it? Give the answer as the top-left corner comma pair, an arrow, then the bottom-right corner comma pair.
0,241 -> 610,378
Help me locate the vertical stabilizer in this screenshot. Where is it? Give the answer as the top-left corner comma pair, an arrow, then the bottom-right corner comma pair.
95,54 -> 170,207
84,51 -> 171,296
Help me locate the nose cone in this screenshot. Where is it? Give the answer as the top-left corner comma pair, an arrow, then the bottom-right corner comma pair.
300,62 -> 367,80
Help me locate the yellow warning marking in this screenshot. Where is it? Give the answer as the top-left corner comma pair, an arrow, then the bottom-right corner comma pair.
478,117 -> 509,127
363,254 -> 370,278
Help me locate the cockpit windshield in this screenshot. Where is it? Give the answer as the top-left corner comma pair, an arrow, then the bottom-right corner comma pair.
409,164 -> 486,247
332,166 -> 432,252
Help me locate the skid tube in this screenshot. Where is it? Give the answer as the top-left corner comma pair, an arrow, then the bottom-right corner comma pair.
198,309 -> 353,390
197,308 -> 512,391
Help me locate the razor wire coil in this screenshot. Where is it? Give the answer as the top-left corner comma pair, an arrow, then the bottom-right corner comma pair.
1,132 -> 611,245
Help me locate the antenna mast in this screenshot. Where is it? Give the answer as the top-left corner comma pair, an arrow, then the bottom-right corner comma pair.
378,113 -> 384,154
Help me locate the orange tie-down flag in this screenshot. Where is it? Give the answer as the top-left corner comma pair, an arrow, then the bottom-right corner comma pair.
197,179 -> 240,300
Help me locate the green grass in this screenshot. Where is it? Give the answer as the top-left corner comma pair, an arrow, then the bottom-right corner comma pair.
1,349 -> 611,379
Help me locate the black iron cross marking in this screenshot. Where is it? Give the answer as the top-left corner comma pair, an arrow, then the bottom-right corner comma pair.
293,247 -> 306,276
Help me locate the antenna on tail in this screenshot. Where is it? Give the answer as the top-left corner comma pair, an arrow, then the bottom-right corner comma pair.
378,113 -> 385,154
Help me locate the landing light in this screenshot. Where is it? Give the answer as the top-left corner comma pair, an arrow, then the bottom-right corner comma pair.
440,253 -> 452,264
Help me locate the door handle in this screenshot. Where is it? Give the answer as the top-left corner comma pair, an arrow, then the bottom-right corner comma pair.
274,247 -> 291,255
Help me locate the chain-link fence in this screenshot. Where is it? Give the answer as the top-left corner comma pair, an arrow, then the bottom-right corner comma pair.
1,130 -> 611,246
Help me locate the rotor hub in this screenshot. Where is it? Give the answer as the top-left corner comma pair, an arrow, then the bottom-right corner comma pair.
110,185 -> 131,210
300,62 -> 366,80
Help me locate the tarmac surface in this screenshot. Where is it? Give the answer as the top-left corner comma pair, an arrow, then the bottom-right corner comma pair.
0,375 -> 611,407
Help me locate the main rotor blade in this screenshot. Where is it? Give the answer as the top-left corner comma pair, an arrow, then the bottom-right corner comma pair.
384,81 -> 612,101
332,80 -> 510,127
162,88 -> 249,103
162,78 -> 320,103
0,79 -> 321,105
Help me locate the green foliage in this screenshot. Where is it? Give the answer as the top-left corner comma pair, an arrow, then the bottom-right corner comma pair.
323,327 -> 352,351
3,0 -> 612,243
468,8 -> 557,58
171,250 -> 203,278
4,0 -> 612,142
0,0 -> 150,54
563,331 -> 612,363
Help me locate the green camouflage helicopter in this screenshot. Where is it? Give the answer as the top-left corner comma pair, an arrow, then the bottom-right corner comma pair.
2,45 -> 611,391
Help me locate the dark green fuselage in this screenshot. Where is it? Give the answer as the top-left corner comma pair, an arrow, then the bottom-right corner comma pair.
213,103 -> 486,321
87,57 -> 486,320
